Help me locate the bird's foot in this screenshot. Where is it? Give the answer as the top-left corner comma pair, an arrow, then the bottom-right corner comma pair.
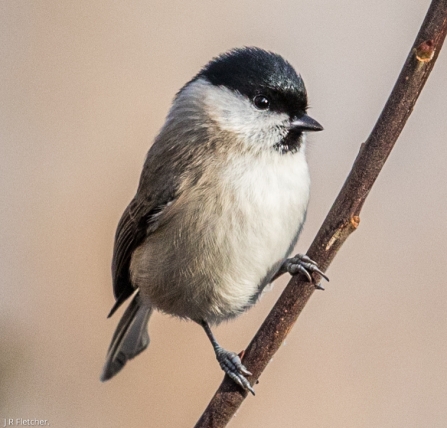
215,347 -> 255,395
283,254 -> 329,286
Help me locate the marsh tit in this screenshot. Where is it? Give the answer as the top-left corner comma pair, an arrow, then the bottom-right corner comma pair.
100,47 -> 327,394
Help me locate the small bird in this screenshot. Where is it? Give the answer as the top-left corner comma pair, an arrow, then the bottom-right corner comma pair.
100,47 -> 327,394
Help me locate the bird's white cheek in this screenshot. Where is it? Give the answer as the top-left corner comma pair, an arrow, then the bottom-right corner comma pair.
202,83 -> 288,149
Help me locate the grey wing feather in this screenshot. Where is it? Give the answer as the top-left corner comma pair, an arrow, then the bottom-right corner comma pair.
108,199 -> 151,317
108,196 -> 172,317
108,124 -> 194,316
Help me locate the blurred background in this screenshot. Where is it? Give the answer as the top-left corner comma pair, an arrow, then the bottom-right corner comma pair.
1,0 -> 446,427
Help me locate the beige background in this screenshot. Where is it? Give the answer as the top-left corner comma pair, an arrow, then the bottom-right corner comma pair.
1,1 -> 447,427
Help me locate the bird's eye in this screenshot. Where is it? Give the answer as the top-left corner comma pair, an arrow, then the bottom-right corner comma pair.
253,95 -> 270,110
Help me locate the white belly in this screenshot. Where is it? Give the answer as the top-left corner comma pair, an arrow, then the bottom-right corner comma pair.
131,150 -> 310,324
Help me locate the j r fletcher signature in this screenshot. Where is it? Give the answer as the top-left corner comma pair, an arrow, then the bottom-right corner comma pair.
3,419 -> 49,427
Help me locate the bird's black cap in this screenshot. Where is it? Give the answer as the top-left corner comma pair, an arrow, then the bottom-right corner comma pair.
194,47 -> 308,116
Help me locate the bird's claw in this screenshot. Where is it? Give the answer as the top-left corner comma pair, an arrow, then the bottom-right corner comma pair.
284,254 -> 329,283
216,348 -> 255,395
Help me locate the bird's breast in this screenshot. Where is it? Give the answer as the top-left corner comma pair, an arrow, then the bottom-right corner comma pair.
131,150 -> 310,324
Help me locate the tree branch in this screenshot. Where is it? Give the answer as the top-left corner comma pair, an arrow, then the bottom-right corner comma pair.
195,1 -> 447,427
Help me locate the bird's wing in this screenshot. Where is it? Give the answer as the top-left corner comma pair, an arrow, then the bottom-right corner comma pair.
108,160 -> 180,317
107,197 -> 162,317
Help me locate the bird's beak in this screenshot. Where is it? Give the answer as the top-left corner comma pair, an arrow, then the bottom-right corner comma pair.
290,114 -> 323,132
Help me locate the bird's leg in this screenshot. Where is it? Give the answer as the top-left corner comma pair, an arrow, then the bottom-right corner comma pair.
272,254 -> 329,289
201,320 -> 255,395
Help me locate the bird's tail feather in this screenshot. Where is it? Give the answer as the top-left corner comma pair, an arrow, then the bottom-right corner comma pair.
100,291 -> 153,382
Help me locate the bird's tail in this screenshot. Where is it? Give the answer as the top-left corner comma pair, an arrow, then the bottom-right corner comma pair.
100,291 -> 153,382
